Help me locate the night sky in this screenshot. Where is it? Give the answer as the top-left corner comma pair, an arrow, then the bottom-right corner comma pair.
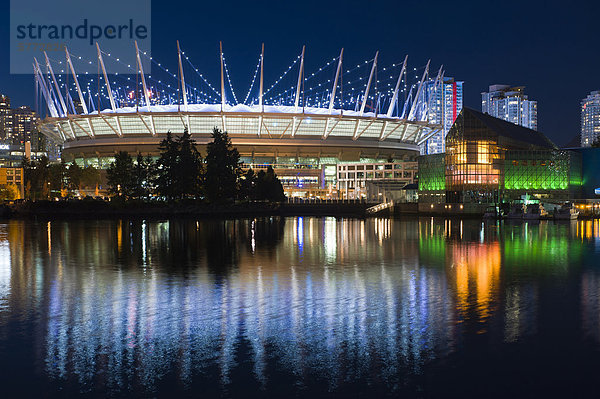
0,0 -> 597,146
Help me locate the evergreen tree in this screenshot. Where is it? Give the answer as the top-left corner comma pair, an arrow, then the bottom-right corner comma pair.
48,161 -> 67,197
265,165 -> 286,201
255,166 -> 286,202
255,170 -> 268,200
66,162 -> 82,192
205,127 -> 240,203
106,151 -> 135,198
155,132 -> 179,200
143,155 -> 156,195
175,129 -> 204,198
81,166 -> 101,193
132,153 -> 153,198
22,156 -> 50,200
238,168 -> 256,200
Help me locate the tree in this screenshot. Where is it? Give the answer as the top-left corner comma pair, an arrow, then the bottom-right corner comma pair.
132,153 -> 153,198
205,127 -> 240,203
0,183 -> 20,201
106,151 -> 135,198
264,166 -> 286,202
592,137 -> 600,148
81,165 -> 101,195
48,161 -> 67,198
174,129 -> 204,198
66,162 -> 82,192
22,155 -> 50,200
154,132 -> 179,200
255,166 -> 285,202
238,168 -> 256,200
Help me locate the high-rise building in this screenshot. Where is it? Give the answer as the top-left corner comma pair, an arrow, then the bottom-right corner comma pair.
420,77 -> 464,154
11,106 -> 41,149
481,85 -> 537,130
0,95 -> 12,140
581,90 -> 600,147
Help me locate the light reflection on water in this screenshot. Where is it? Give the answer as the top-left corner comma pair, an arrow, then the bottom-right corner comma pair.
0,217 -> 599,396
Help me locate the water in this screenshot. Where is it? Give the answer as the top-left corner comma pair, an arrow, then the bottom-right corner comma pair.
0,217 -> 599,397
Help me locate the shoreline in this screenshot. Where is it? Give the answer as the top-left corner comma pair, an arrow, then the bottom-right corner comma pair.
2,201 -> 599,220
0,200 -> 376,219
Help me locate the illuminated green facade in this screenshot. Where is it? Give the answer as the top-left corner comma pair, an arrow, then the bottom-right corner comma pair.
418,154 -> 445,191
418,153 -> 446,204
503,151 -> 581,198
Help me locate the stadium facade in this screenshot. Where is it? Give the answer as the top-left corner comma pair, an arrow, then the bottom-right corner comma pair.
35,42 -> 443,197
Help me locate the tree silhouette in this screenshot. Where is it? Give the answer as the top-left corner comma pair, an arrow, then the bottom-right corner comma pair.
238,168 -> 256,200
175,129 -> 204,198
154,131 -> 179,200
22,155 -> 50,200
255,166 -> 285,202
106,151 -> 135,198
132,153 -> 153,198
205,127 -> 240,203
67,162 -> 82,192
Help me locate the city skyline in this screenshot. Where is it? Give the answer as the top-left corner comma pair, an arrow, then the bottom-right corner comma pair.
581,90 -> 600,147
0,0 -> 598,147
481,84 -> 538,131
420,77 -> 464,154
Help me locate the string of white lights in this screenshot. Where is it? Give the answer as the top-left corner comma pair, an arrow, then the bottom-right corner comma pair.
243,54 -> 262,105
222,55 -> 239,105
139,50 -> 220,103
265,56 -> 337,104
41,46 -> 436,120
179,50 -> 221,98
262,54 -> 301,97
52,50 -> 217,109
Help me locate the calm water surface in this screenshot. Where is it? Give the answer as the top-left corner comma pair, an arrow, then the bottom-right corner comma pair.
1,217 -> 600,397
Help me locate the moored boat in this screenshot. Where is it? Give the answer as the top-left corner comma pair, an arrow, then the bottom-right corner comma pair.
554,203 -> 579,220
523,203 -> 548,220
483,206 -> 498,219
506,204 -> 525,219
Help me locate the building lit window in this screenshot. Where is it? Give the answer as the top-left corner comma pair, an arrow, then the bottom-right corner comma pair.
478,143 -> 490,164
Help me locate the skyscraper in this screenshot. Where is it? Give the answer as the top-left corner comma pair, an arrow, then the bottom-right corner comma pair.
581,90 -> 600,147
481,85 -> 537,130
0,95 -> 12,140
11,106 -> 41,149
420,77 -> 464,154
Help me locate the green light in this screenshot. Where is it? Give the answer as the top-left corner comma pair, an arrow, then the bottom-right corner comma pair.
418,154 -> 445,192
503,150 -> 576,193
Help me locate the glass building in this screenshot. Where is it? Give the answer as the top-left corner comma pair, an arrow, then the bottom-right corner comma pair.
420,77 -> 464,155
581,90 -> 600,147
481,85 -> 538,131
419,108 -> 581,206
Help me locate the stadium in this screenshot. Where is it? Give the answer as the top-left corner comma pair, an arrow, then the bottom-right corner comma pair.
35,42 -> 443,197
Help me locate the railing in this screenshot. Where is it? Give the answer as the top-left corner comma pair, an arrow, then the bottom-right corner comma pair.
286,197 -> 369,204
241,163 -> 320,170
366,201 -> 394,214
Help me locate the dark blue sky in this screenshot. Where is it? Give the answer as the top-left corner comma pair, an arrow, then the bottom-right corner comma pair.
1,0 -> 597,145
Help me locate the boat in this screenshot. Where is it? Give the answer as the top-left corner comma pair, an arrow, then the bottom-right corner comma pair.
554,203 -> 579,220
506,204 -> 525,219
483,206 -> 498,219
523,203 -> 548,220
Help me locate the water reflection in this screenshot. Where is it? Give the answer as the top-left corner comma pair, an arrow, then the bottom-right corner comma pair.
0,217 -> 596,395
